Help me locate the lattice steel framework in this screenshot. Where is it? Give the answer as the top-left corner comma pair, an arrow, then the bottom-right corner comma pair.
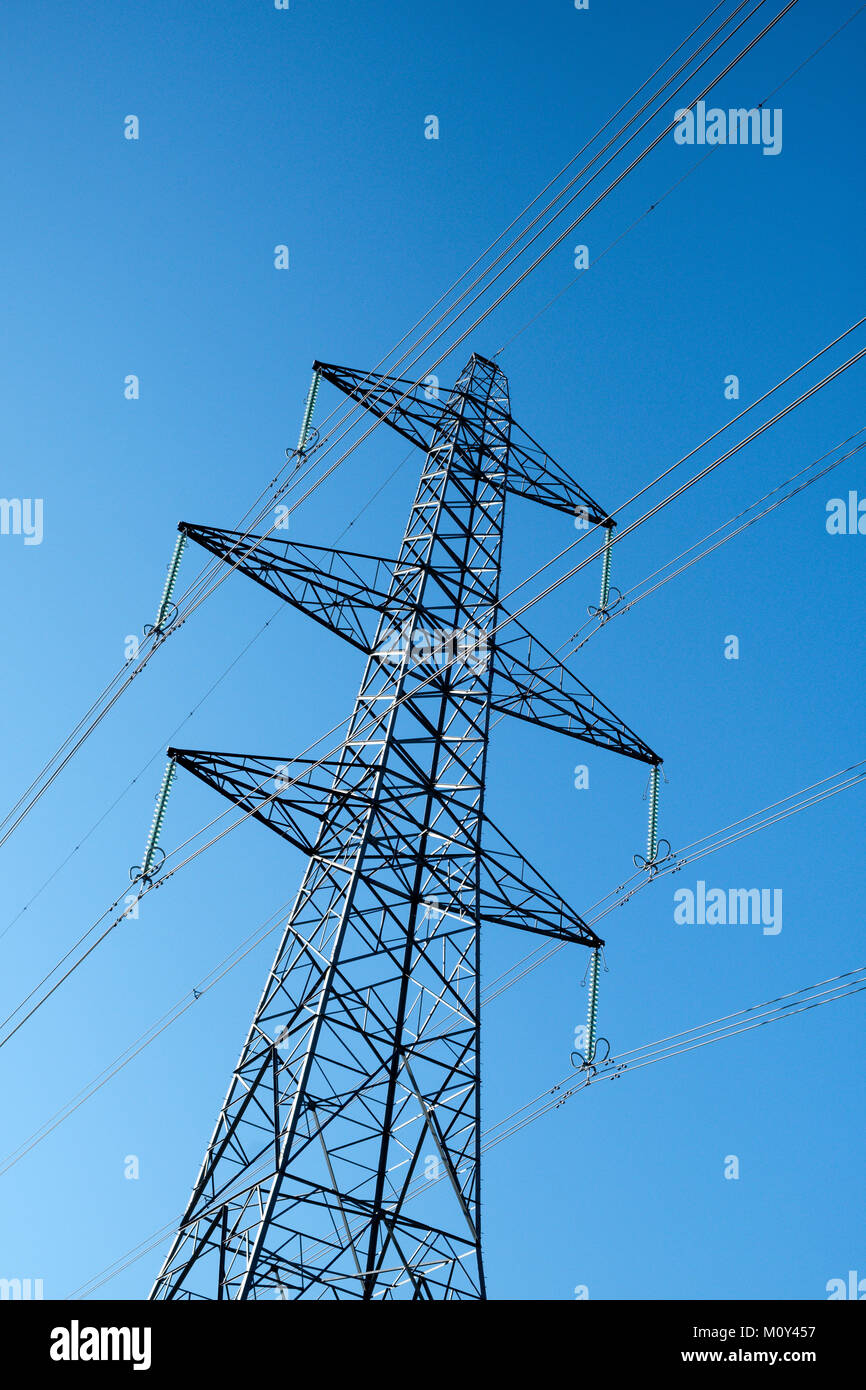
150,353 -> 659,1301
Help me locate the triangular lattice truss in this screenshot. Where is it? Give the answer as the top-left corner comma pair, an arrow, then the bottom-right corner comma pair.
150,354 -> 659,1301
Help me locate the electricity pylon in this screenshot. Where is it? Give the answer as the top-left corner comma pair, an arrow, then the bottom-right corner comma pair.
150,353 -> 659,1301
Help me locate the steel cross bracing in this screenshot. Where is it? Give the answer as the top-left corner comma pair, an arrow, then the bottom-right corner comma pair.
150,353 -> 659,1302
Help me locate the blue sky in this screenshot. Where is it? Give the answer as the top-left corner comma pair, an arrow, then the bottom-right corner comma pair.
0,0 -> 864,1300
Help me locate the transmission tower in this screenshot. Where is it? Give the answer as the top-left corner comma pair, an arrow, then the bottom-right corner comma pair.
150,352 -> 659,1301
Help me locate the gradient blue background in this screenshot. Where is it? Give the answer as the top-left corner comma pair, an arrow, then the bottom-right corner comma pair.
0,0 -> 864,1301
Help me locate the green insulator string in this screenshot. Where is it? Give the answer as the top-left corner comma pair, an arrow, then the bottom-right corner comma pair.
140,759 -> 177,881
296,369 -> 321,454
153,533 -> 187,633
598,525 -> 613,613
646,763 -> 660,865
585,948 -> 601,1064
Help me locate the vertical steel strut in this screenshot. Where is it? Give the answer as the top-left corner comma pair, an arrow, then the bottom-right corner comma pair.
149,353 -> 660,1301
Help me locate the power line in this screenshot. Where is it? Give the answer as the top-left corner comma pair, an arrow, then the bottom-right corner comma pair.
3,752 -> 861,1166
6,0 -> 856,1300
481,762 -> 866,1003
485,982 -> 866,1150
496,322 -> 866,619
15,348 -> 860,957
0,0 -> 801,855
495,1 -> 866,356
3,338 -> 862,1052
0,898 -> 295,1177
61,962 -> 863,1300
562,430 -> 866,656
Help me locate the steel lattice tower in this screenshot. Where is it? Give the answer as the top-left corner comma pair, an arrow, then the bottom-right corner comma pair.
150,353 -> 659,1300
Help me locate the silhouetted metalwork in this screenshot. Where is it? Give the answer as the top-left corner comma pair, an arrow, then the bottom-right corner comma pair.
151,353 -> 659,1301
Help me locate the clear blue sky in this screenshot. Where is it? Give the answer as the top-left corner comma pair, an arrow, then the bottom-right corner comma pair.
0,0 -> 864,1300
